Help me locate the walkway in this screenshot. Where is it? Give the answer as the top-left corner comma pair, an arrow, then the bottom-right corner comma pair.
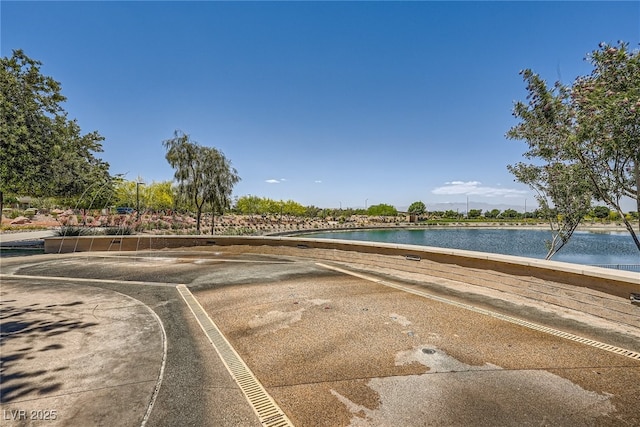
1,249 -> 639,426
0,230 -> 55,244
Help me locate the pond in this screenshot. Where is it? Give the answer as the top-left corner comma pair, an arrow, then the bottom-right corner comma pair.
299,228 -> 640,271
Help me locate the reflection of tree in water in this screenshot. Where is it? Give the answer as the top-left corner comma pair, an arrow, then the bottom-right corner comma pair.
0,298 -> 98,403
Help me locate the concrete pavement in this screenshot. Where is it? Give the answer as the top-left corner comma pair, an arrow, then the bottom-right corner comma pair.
1,249 -> 639,426
0,231 -> 56,245
0,278 -> 163,426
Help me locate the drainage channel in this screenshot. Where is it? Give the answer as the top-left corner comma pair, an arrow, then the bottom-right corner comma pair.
317,263 -> 640,362
176,284 -> 294,427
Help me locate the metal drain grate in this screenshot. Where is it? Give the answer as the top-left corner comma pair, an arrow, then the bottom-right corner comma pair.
317,263 -> 640,362
176,285 -> 294,427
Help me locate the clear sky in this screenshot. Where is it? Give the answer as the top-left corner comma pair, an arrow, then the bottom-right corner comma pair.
2,1 -> 639,210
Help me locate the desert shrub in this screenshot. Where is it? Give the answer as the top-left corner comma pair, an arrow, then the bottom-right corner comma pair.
55,226 -> 94,236
8,210 -> 22,219
104,226 -> 135,235
222,226 -> 256,236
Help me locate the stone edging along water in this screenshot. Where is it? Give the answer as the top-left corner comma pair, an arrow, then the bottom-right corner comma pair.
43,234 -> 639,296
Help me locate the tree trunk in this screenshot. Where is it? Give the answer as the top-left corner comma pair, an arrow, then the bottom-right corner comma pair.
618,207 -> 640,251
636,160 -> 640,234
195,208 -> 202,234
0,191 -> 3,225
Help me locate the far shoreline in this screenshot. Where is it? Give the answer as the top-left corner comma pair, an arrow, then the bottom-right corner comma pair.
1,213 -> 636,237
271,221 -> 634,237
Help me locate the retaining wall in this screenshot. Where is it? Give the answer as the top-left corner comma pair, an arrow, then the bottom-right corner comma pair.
44,235 -> 639,300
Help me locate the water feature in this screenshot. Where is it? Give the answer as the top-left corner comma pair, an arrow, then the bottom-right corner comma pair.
299,228 -> 640,270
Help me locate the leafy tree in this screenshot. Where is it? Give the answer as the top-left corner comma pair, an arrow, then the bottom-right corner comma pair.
145,181 -> 175,211
258,198 -> 279,215
0,49 -> 112,214
468,209 -> 483,219
304,205 -> 322,218
500,209 -> 521,219
367,203 -> 398,216
407,201 -> 426,216
234,196 -> 307,217
163,130 -> 240,233
235,195 -> 262,215
443,209 -> 460,219
591,205 -> 610,219
113,179 -> 175,211
113,179 -> 140,210
571,42 -> 639,243
282,199 -> 306,216
509,162 -> 592,259
484,209 -> 501,219
508,42 -> 640,251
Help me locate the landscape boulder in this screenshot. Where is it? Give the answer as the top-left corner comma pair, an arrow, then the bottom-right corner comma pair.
10,216 -> 31,225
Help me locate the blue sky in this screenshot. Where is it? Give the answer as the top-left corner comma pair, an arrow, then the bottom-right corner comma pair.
2,1 -> 639,210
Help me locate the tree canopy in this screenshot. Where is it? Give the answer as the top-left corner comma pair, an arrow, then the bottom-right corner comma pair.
235,196 -> 307,216
0,50 -> 112,212
163,130 -> 240,233
507,41 -> 640,252
367,203 -> 398,216
407,201 -> 426,215
467,209 -> 483,219
113,179 -> 175,212
509,162 -> 592,259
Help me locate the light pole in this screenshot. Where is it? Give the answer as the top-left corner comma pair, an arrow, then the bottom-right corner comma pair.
365,199 -> 368,210
136,182 -> 144,220
466,196 -> 469,218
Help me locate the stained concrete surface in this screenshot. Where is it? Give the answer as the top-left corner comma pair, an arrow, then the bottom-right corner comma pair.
1,249 -> 639,426
0,279 -> 162,426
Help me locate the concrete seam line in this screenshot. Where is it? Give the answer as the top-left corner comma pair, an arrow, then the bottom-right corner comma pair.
139,301 -> 168,427
0,273 -> 179,287
175,284 -> 295,427
8,280 -> 171,426
316,262 -> 640,362
68,254 -> 293,264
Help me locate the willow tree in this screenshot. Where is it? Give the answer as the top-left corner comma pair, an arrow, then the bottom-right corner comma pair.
163,130 -> 240,234
508,42 -> 640,252
0,50 -> 112,213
